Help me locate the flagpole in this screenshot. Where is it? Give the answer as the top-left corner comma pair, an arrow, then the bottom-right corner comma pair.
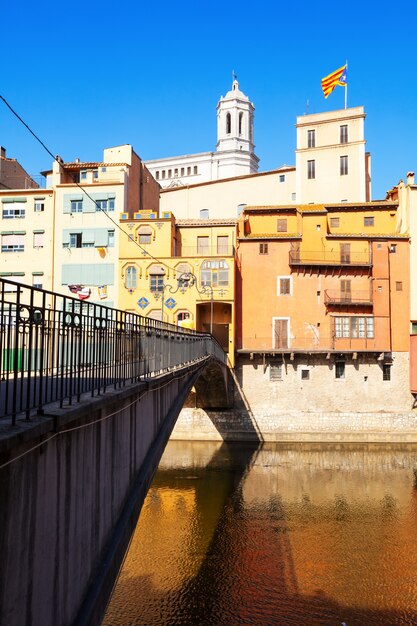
345,59 -> 348,109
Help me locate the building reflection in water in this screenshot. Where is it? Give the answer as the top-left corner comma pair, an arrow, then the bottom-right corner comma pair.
103,442 -> 417,625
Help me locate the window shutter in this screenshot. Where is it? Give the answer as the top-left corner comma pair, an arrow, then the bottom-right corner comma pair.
83,198 -> 96,213
94,229 -> 109,247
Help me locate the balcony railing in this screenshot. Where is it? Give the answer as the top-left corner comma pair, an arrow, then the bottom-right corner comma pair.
178,245 -> 235,257
289,250 -> 371,267
324,290 -> 373,307
238,335 -> 387,352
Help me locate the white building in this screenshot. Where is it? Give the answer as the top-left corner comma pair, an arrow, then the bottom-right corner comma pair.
161,105 -> 372,219
145,79 -> 259,188
295,106 -> 371,204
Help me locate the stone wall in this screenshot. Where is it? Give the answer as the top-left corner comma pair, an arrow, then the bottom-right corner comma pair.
171,352 -> 417,442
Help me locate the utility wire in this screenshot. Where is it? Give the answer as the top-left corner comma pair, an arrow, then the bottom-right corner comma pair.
0,93 -> 180,274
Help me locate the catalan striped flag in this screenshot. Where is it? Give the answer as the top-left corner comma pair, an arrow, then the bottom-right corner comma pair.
321,64 -> 347,98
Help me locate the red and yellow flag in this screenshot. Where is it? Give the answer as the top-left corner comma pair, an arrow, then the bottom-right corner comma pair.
321,65 -> 347,98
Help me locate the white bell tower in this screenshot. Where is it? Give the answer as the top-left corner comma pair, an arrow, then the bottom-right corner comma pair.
215,77 -> 259,178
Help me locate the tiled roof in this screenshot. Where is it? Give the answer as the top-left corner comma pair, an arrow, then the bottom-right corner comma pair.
244,205 -> 297,212
176,218 -> 238,226
239,233 -> 302,240
297,205 -> 327,213
327,232 -> 409,239
62,162 -> 127,168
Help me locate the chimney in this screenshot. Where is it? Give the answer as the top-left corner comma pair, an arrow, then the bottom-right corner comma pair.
0,146 -> 6,159
407,171 -> 415,185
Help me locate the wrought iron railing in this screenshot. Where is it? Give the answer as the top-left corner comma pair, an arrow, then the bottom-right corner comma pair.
0,279 -> 226,424
324,290 -> 373,306
289,250 -> 371,266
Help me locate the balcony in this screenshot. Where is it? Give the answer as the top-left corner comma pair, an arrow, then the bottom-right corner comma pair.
238,335 -> 387,353
178,245 -> 235,257
289,250 -> 371,267
324,290 -> 373,308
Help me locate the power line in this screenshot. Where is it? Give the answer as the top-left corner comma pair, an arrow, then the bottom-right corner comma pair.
0,93 -> 179,274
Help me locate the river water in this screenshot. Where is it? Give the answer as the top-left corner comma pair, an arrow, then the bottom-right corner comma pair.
102,442 -> 417,625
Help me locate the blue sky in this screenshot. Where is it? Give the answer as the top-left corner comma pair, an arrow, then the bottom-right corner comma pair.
1,0 -> 415,199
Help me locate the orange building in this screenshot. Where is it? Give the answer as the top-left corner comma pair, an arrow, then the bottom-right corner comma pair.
236,201 -> 411,412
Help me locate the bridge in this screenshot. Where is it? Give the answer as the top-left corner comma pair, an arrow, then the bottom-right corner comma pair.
0,278 -> 232,626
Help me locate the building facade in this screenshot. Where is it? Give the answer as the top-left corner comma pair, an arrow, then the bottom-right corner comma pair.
0,146 -> 39,190
118,211 -> 237,365
0,188 -> 54,290
236,201 -> 410,412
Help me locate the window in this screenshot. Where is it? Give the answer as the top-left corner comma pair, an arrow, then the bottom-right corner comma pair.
34,202 -> 44,212
149,266 -> 166,292
340,243 -> 351,264
238,112 -> 243,135
201,259 -> 228,287
412,322 -> 417,334
1,234 -> 24,252
180,168 -> 184,176
174,169 -> 178,177
200,208 -> 209,219
69,233 -> 82,248
176,263 -> 191,288
278,277 -> 292,296
396,281 -> 403,291
197,236 -> 209,254
291,193 -> 296,201
277,219 -> 287,232
301,369 -> 310,380
307,129 -> 315,148
108,230 -> 115,247
33,232 -> 44,248
187,167 -> 191,175
364,216 -> 374,227
259,243 -> 268,255
2,204 -> 25,219
330,217 -> 340,228
138,226 -> 152,244
96,198 -> 115,212
340,155 -> 348,175
93,170 -> 99,180
273,318 -> 289,349
161,171 -> 166,180
270,361 -> 283,381
340,280 -> 351,302
335,362 -> 345,379
217,236 -> 229,254
382,364 -> 391,381
279,174 -> 285,183
334,316 -> 374,339
150,274 -> 164,292
307,160 -> 315,179
125,266 -> 137,289
226,112 -> 231,134
80,171 -> 87,181
32,275 -> 43,289
168,169 -> 172,178
155,171 -> 159,180
177,311 -> 191,325
70,200 -> 83,213
390,244 -> 397,253
193,166 -> 198,175
340,125 -> 348,144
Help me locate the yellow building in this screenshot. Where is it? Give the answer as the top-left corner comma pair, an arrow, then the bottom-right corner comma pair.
118,211 -> 236,365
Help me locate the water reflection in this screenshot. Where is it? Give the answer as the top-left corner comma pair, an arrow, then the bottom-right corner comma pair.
103,443 -> 417,625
